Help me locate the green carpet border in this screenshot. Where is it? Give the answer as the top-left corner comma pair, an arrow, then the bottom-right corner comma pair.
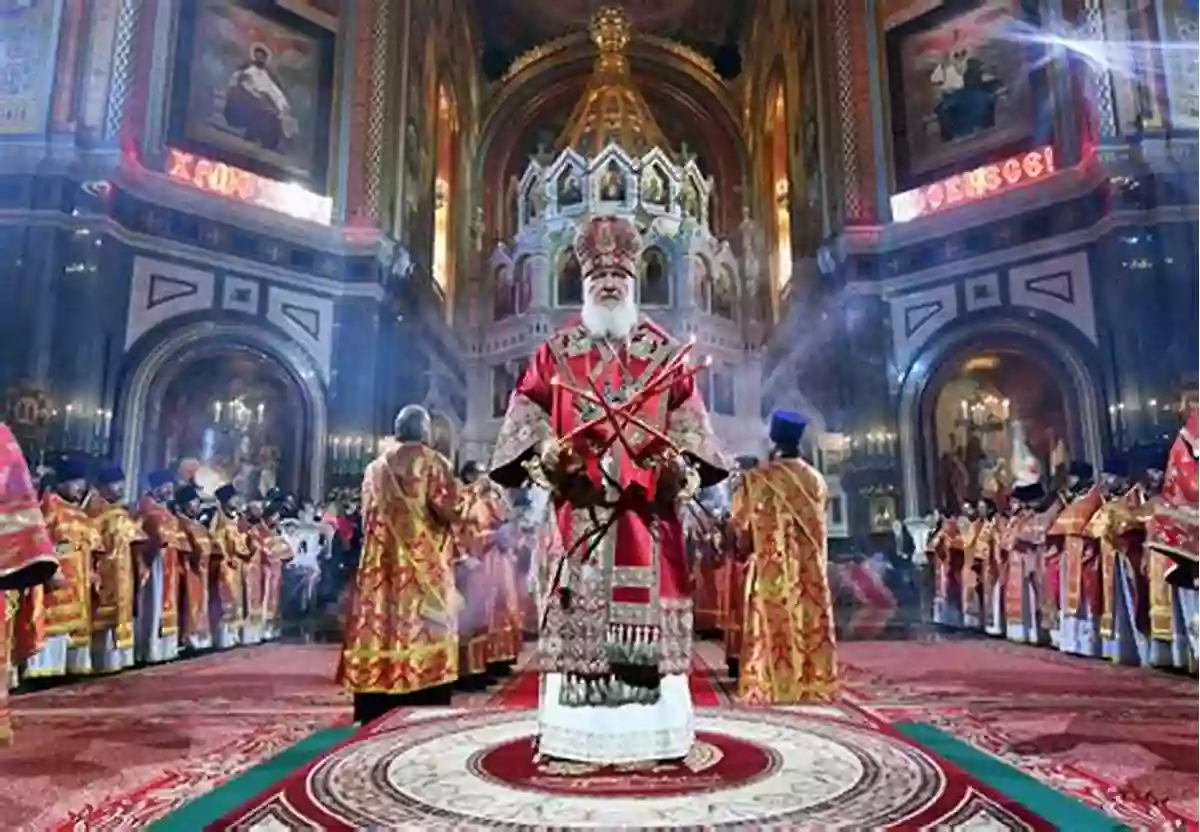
895,722 -> 1128,831
149,725 -> 355,831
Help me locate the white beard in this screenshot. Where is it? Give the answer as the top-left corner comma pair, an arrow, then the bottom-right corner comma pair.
581,292 -> 639,341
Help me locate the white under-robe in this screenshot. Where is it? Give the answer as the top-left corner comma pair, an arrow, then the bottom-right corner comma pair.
537,671 -> 695,765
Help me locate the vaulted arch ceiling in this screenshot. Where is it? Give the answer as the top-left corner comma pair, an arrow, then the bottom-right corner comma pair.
476,37 -> 748,235
471,0 -> 748,79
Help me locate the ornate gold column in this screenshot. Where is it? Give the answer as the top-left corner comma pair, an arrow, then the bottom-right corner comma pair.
344,0 -> 390,226
825,0 -> 880,225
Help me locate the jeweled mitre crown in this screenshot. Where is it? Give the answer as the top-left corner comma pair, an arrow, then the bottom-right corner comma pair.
573,215 -> 643,278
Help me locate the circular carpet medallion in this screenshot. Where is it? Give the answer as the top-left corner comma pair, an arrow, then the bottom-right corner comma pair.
471,731 -> 776,797
303,709 -> 952,828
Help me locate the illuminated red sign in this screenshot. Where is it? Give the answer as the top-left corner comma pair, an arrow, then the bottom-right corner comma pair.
890,146 -> 1056,223
164,148 -> 332,225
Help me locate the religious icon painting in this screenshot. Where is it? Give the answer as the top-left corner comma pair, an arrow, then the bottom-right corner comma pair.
168,0 -> 336,191
556,167 -> 585,208
0,0 -> 57,135
885,0 -> 1043,190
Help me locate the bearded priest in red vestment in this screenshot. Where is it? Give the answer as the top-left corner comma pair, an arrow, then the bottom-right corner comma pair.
490,215 -> 730,765
1,424 -> 59,745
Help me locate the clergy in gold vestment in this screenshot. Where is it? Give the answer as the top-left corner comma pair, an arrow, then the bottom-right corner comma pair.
1,424 -> 58,745
338,405 -> 462,724
455,462 -> 505,681
210,484 -> 249,649
730,411 -> 837,704
459,462 -> 521,669
25,458 -> 102,678
85,464 -> 146,674
135,471 -> 185,663
175,485 -> 215,652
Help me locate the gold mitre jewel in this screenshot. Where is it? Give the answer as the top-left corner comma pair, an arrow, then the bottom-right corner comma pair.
554,7 -> 670,158
573,214 -> 643,278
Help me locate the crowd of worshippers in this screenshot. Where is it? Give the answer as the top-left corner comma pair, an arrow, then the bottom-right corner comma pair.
925,433 -> 1199,672
5,457 -> 300,690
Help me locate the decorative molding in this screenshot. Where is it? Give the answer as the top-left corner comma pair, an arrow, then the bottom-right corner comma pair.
266,286 -> 335,383
221,275 -> 261,315
0,209 -> 386,300
962,272 -> 1001,313
125,256 -> 215,349
1007,251 -> 1097,343
888,282 -> 958,371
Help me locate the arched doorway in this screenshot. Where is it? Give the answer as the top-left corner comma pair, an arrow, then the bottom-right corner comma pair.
119,322 -> 329,501
899,321 -> 1104,518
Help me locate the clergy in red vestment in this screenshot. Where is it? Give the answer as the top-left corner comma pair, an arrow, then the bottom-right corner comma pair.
490,214 -> 729,765
1,424 -> 59,745
1146,408 -> 1198,660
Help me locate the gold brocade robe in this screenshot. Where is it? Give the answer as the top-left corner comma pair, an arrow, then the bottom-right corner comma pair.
136,496 -> 187,639
464,479 -> 521,665
1086,490 -> 1143,641
1,424 -> 58,745
338,442 -> 461,695
1001,512 -> 1032,627
179,516 -> 215,644
38,493 -> 101,649
731,457 -> 837,705
261,526 -> 292,628
972,518 -> 999,629
85,493 -> 146,654
242,519 -> 268,634
1052,488 -> 1105,618
210,511 -> 248,626
456,480 -> 511,673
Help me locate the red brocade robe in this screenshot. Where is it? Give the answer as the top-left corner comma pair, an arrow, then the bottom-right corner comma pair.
456,479 -> 512,674
490,319 -> 728,704
1051,487 -> 1104,623
0,425 -> 58,745
1147,408 -> 1199,581
136,495 -> 186,643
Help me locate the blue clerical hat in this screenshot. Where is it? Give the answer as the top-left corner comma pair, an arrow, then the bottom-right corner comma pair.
1101,456 -> 1129,478
769,410 -> 808,449
147,469 -> 174,489
174,484 -> 200,505
214,483 -> 237,504
53,457 -> 88,483
1011,482 -> 1046,504
96,464 -> 125,485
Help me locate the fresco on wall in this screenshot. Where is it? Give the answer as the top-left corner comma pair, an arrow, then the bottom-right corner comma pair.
0,0 -> 57,134
1160,0 -> 1199,129
931,351 -> 1068,509
156,352 -> 303,497
886,0 -> 1037,188
169,0 -> 335,190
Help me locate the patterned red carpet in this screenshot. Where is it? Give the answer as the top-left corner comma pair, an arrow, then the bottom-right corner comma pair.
0,639 -> 1193,829
836,640 -> 1199,827
0,645 -> 349,830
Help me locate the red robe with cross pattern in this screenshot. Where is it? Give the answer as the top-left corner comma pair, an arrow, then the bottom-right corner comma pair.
489,317 -> 728,699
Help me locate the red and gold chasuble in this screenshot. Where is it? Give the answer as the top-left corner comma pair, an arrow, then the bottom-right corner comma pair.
0,424 -> 57,745
241,519 -> 268,633
179,516 -> 214,644
1088,488 -> 1147,640
1000,511 -> 1032,626
1052,487 -> 1104,617
1147,408 -> 1198,577
39,493 -> 101,648
136,496 -> 186,639
261,527 -> 293,627
338,442 -> 461,695
491,319 -> 728,704
730,457 -> 837,704
85,493 -> 146,653
210,511 -> 248,626
456,479 -> 510,673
